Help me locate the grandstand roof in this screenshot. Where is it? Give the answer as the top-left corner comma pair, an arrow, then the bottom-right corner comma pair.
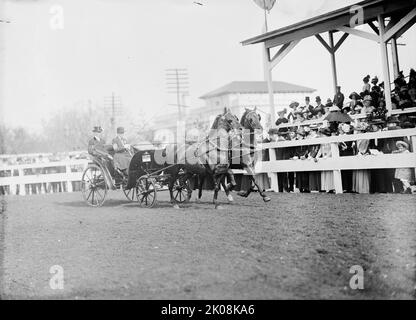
199,81 -> 315,99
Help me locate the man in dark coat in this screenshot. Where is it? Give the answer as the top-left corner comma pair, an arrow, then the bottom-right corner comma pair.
333,86 -> 345,109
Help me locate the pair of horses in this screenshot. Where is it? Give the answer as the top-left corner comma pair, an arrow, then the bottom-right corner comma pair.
127,107 -> 271,209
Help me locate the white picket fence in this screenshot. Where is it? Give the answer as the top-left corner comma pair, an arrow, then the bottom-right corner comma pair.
0,159 -> 89,195
1,128 -> 416,196
254,128 -> 416,193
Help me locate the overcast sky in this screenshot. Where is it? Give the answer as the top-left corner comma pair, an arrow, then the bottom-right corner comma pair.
0,0 -> 415,132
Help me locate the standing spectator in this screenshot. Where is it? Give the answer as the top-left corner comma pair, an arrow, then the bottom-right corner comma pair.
317,128 -> 335,193
333,86 -> 345,109
352,122 -> 371,194
338,123 -> 354,193
392,141 -> 414,194
362,75 -> 371,95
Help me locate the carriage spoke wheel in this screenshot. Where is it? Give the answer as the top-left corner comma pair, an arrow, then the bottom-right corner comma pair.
81,164 -> 108,207
123,185 -> 138,202
173,177 -> 191,203
136,177 -> 157,208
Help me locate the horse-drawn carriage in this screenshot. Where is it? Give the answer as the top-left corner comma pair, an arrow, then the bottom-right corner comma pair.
81,107 -> 270,209
81,146 -> 191,208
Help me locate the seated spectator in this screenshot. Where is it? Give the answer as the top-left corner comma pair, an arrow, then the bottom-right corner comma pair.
287,101 -> 299,122
362,95 -> 375,114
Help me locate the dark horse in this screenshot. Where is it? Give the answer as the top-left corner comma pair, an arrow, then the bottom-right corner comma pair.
232,107 -> 271,202
125,109 -> 241,209
174,109 -> 241,209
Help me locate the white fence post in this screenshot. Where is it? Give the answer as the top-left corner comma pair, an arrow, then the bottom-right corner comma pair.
18,168 -> 26,196
330,142 -> 343,194
267,147 -> 279,192
66,164 -> 73,193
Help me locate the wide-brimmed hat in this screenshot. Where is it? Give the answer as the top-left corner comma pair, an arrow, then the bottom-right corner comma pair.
268,128 -> 279,135
368,119 -> 385,125
116,127 -> 125,134
396,141 -> 409,149
289,101 -> 299,108
353,122 -> 369,132
387,116 -> 400,124
329,105 -> 341,112
309,124 -> 319,130
92,126 -> 103,133
277,108 -> 287,115
319,128 -> 332,136
371,76 -> 379,84
363,95 -> 373,102
349,92 -> 361,100
341,123 -> 351,132
363,75 -> 370,82
401,121 -> 415,129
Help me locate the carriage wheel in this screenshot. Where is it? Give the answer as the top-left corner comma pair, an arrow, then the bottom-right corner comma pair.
123,179 -> 137,201
123,185 -> 138,202
173,177 -> 191,203
136,177 -> 157,208
81,164 -> 108,207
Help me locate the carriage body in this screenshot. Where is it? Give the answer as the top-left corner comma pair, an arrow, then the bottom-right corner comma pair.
81,146 -> 191,208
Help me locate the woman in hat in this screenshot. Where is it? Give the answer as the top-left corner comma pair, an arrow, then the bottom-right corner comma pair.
112,127 -> 133,177
392,141 -> 414,193
362,95 -> 375,114
307,125 -> 321,192
362,75 -> 371,94
351,123 -> 371,194
315,128 -> 335,193
287,101 -> 299,122
275,108 -> 289,127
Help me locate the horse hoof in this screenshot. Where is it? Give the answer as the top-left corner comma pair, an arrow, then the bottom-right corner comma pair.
262,196 -> 271,203
173,204 -> 180,209
237,191 -> 248,198
227,194 -> 234,202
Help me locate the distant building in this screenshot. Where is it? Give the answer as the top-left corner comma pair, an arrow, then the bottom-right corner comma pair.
152,80 -> 315,140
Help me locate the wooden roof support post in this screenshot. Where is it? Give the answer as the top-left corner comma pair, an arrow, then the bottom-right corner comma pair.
378,15 -> 393,116
391,37 -> 400,79
263,44 -> 276,125
328,32 -> 338,96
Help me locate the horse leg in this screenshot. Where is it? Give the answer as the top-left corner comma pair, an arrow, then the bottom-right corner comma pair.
221,178 -> 234,203
213,174 -> 224,210
250,175 -> 271,202
168,173 -> 180,209
196,173 -> 205,203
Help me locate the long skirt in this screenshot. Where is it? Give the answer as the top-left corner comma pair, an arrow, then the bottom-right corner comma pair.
352,170 -> 370,193
321,171 -> 334,191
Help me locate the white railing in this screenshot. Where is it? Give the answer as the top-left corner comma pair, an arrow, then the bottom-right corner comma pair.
0,159 -> 89,196
254,128 -> 416,193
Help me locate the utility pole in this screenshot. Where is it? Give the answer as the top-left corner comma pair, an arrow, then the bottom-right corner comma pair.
104,93 -> 123,133
165,68 -> 189,119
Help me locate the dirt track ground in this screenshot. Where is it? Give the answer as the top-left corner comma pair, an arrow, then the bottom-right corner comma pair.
0,190 -> 415,299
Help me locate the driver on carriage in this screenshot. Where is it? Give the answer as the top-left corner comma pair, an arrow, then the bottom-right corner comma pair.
112,127 -> 133,177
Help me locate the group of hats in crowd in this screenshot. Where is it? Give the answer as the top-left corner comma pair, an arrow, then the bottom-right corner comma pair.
92,126 -> 125,134
270,113 -> 415,141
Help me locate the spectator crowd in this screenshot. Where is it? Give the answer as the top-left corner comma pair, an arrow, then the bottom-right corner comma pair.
261,68 -> 416,194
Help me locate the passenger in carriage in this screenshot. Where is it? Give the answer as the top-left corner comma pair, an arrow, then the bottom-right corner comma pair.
88,126 -> 108,156
112,127 -> 133,177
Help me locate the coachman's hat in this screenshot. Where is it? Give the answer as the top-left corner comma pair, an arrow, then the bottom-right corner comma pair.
93,126 -> 103,133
